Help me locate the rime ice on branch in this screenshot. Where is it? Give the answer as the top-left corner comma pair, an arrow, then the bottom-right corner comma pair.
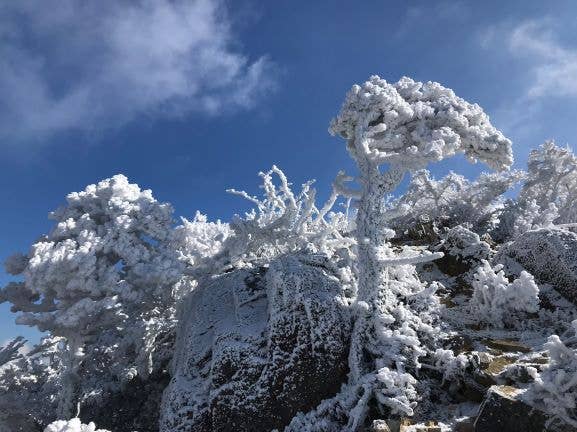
329,76 -> 513,422
0,337 -> 26,368
226,165 -> 352,266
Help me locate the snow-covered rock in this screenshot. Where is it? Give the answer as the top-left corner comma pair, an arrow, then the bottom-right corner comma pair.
160,253 -> 351,432
498,228 -> 577,304
475,385 -> 577,432
435,225 -> 493,276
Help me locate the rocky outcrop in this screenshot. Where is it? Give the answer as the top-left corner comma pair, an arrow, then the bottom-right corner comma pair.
498,228 -> 577,304
474,385 -> 577,432
160,253 -> 351,432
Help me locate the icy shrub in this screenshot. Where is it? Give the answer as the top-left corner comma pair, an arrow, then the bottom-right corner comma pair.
512,200 -> 559,237
44,418 -> 110,432
0,336 -> 63,428
493,141 -> 577,241
495,199 -> 559,241
432,348 -> 469,384
524,320 -> 577,427
470,260 -> 540,327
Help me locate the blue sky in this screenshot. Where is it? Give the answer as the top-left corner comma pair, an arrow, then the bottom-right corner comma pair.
2,0 -> 577,344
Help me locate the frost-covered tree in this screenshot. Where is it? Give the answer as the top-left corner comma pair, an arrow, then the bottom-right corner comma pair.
391,169 -> 523,237
0,175 -> 183,418
328,75 -> 513,425
520,141 -> 577,224
0,337 -> 26,368
171,211 -> 231,268
494,141 -> 577,240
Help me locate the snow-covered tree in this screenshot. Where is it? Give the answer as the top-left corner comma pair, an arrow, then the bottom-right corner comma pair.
494,142 -> 577,240
520,141 -> 577,224
0,337 -> 26,368
328,75 -> 513,424
171,211 -> 231,268
391,169 -> 523,237
0,175 -> 183,418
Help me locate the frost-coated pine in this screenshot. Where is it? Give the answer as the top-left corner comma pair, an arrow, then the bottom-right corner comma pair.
0,175 -> 183,418
328,76 -> 513,425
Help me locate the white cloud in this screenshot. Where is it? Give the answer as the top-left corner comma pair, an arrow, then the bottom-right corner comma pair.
509,20 -> 577,99
482,19 -> 577,100
478,18 -> 577,144
0,0 -> 277,144
395,1 -> 470,39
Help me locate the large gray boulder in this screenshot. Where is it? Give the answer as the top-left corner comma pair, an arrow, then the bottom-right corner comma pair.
498,228 -> 577,304
160,253 -> 351,432
475,385 -> 577,432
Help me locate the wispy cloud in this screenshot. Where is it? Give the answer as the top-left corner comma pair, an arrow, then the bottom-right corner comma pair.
483,18 -> 577,99
395,1 -> 470,39
479,18 -> 577,144
0,0 -> 277,144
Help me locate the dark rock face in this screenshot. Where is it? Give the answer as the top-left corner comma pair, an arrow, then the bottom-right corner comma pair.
0,414 -> 42,432
160,254 -> 352,432
499,228 -> 577,304
82,368 -> 170,432
474,385 -> 577,432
